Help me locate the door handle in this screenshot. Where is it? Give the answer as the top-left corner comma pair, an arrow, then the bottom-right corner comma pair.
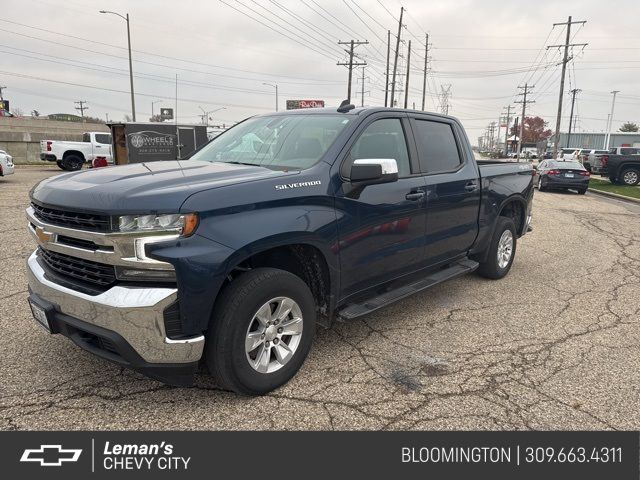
405,191 -> 425,201
464,181 -> 479,192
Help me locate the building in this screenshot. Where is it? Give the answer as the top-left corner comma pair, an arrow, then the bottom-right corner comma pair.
558,131 -> 640,150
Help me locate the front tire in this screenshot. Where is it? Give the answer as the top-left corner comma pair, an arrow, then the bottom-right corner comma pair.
477,217 -> 517,280
205,268 -> 316,395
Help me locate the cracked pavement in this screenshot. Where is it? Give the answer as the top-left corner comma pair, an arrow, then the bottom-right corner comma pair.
1,167 -> 639,430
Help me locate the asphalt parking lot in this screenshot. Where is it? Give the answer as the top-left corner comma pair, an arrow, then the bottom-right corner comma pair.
1,166 -> 639,430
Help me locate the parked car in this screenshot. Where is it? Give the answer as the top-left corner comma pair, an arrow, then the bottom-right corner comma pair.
535,160 -> 590,194
0,149 -> 15,177
40,132 -> 112,171
26,106 -> 533,394
591,149 -> 640,185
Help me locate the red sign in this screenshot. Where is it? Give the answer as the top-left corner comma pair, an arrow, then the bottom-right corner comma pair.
286,99 -> 325,110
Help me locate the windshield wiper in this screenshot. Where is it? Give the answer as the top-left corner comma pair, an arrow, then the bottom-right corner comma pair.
223,161 -> 260,166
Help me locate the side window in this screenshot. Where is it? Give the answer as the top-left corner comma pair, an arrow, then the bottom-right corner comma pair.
95,134 -> 112,145
82,133 -> 91,143
413,120 -> 462,173
348,118 -> 411,177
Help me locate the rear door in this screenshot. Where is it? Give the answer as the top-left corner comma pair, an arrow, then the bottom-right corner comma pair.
409,115 -> 481,266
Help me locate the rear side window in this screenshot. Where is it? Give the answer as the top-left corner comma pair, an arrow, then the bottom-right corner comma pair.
413,120 -> 461,173
82,133 -> 90,142
95,134 -> 112,144
620,148 -> 639,155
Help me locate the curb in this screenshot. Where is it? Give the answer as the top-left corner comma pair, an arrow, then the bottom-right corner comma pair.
588,188 -> 640,204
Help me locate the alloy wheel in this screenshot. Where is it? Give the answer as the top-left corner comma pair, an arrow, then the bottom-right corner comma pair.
245,297 -> 303,374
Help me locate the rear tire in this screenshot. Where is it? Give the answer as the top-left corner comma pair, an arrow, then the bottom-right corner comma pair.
620,167 -> 640,186
62,155 -> 84,171
55,160 -> 67,171
205,268 -> 316,395
477,217 -> 517,280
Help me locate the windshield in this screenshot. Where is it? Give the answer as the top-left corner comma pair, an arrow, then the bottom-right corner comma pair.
190,114 -> 351,170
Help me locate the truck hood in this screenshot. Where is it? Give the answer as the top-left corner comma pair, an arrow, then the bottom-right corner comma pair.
31,160 -> 295,213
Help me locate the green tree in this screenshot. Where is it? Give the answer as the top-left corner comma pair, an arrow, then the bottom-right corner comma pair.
619,122 -> 639,132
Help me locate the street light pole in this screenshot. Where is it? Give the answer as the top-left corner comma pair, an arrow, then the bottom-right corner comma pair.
604,90 -> 619,150
262,83 -> 278,111
100,10 -> 136,121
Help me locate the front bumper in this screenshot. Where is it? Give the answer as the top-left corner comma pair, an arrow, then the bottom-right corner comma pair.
27,250 -> 205,384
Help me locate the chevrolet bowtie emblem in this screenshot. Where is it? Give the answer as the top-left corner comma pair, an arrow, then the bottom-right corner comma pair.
35,226 -> 54,243
20,445 -> 82,467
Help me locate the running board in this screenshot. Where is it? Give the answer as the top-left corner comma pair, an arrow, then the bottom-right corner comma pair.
337,258 -> 479,321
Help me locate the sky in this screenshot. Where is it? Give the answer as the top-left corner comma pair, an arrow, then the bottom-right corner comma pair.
1,0 -> 639,145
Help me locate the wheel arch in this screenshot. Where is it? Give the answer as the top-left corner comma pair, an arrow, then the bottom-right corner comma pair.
221,235 -> 338,328
62,150 -> 86,161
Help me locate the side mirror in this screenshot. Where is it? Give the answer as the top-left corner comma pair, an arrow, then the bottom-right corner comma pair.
350,158 -> 398,184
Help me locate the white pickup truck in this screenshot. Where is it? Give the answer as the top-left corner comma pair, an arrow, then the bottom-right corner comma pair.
40,131 -> 112,171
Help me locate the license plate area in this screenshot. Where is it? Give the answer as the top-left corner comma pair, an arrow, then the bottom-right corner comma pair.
29,299 -> 52,333
565,173 -> 575,178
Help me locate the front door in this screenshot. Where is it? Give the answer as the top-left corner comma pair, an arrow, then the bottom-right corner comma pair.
333,115 -> 428,298
410,117 -> 481,265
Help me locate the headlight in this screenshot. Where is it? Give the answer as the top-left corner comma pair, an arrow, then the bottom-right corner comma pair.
117,213 -> 199,236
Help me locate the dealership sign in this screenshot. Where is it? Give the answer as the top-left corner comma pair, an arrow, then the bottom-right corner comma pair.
286,99 -> 325,110
127,130 -> 177,160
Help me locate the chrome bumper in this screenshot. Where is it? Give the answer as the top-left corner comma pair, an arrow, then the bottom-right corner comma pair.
27,250 -> 205,364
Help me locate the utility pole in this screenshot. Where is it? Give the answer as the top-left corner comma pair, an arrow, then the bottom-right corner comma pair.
604,90 -> 620,150
357,66 -> 369,107
488,122 -> 496,149
502,105 -> 513,157
0,86 -> 6,100
566,88 -> 581,148
515,83 -> 534,160
390,7 -> 404,107
548,16 -> 587,158
421,34 -> 429,111
385,30 -> 391,107
74,100 -> 88,119
337,40 -> 368,103
404,40 -> 411,109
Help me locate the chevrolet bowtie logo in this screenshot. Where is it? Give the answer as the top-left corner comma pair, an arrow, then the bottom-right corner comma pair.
35,226 -> 54,243
20,445 -> 82,467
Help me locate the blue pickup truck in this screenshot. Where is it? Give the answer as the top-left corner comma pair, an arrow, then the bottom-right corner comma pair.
26,106 -> 533,394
